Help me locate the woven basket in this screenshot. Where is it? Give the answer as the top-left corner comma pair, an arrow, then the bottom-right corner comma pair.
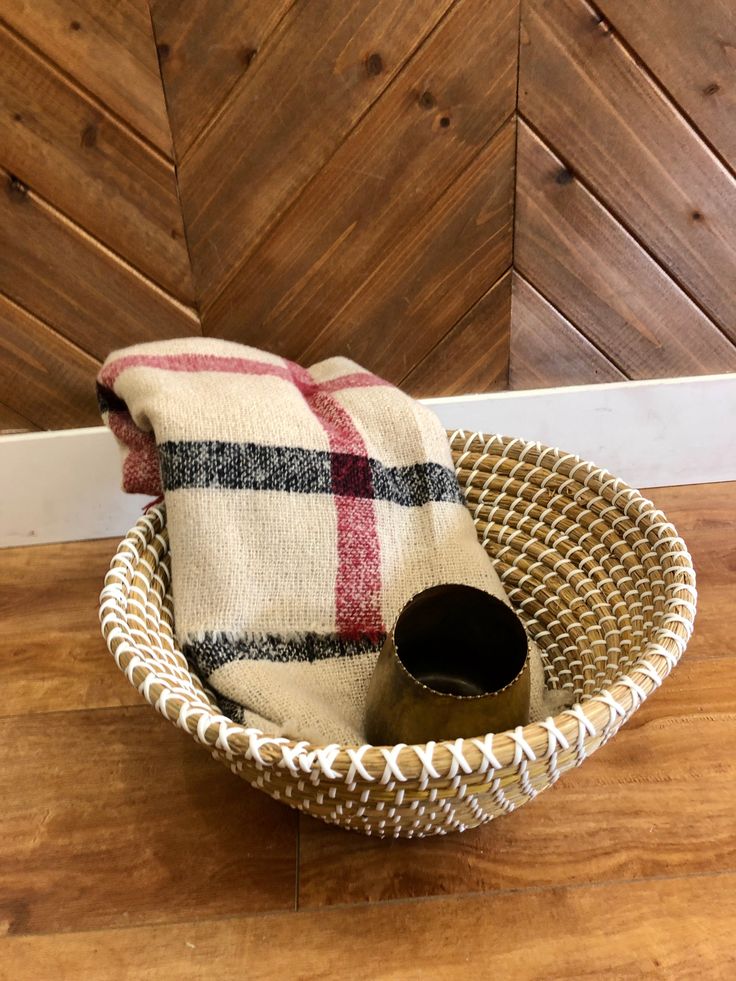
99,432 -> 696,838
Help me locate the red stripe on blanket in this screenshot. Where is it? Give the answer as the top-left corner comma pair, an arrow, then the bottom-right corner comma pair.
99,352 -> 389,395
289,364 -> 384,640
107,409 -> 162,495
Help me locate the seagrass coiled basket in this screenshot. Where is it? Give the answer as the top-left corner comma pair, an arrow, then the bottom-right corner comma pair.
99,432 -> 697,837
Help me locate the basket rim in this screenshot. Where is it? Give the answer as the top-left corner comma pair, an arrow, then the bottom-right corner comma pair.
99,431 -> 697,786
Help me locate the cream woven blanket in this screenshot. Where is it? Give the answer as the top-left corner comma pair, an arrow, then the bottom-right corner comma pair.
99,338 -> 556,744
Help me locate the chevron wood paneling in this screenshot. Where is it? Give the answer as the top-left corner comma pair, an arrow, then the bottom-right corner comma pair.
0,292 -> 101,429
0,21 -> 192,301
595,0 -> 736,171
0,402 -> 36,435
509,273 -> 625,390
298,117 -> 516,382
402,270 -> 511,397
0,0 -> 199,431
151,0 -> 296,158
518,0 -> 736,344
202,0 -> 519,354
1,0 -> 735,430
0,169 -> 198,360
172,0 -> 460,305
0,0 -> 173,154
514,121 -> 736,378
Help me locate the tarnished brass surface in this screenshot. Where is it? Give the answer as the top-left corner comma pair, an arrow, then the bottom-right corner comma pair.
365,585 -> 530,745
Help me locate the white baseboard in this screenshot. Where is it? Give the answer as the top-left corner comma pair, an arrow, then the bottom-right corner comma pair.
1,373 -> 734,548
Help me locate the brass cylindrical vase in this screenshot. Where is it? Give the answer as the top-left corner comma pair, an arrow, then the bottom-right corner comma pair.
365,584 -> 530,745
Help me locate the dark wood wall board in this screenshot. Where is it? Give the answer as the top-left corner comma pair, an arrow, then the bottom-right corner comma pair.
150,0 -> 297,158
0,23 -> 193,303
402,270 -> 511,397
0,170 -> 200,362
0,292 -> 101,429
178,0 -> 458,303
298,119 -> 515,381
519,0 -> 736,343
509,272 -> 627,389
0,0 -> 172,156
0,402 -> 37,434
514,122 -> 736,379
594,0 -> 736,172
203,0 -> 520,358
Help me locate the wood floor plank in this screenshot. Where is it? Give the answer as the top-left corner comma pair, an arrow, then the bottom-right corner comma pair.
150,0 -> 295,157
0,293 -> 100,430
0,482 -> 729,969
0,538 -> 141,717
0,706 -> 298,936
0,23 -> 193,302
204,0 -> 519,356
401,270 -> 511,397
298,656 -> 736,907
0,537 -> 118,591
0,0 -> 173,156
0,170 -> 199,361
2,872 -> 734,979
509,273 -> 626,389
596,0 -> 736,172
298,120 -> 515,385
2,632 -> 142,720
0,402 -> 36,434
514,122 -> 736,378
181,0 -> 456,301
519,0 -> 736,342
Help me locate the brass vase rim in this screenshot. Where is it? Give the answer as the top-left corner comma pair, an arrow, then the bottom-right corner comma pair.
388,583 -> 530,701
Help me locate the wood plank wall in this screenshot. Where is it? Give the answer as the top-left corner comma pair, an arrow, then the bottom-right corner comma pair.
512,0 -> 736,388
0,0 -> 199,432
1,0 -> 735,431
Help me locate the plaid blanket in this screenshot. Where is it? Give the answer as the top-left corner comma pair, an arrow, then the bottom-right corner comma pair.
98,339 -> 555,744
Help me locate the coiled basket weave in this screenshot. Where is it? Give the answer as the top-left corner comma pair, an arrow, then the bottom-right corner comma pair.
99,432 -> 696,838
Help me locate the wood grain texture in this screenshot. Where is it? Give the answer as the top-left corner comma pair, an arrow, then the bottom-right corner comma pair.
0,0 -> 172,156
514,122 -> 736,377
204,0 -> 520,356
0,707 -> 298,935
0,22 -> 193,302
0,483 -> 732,975
519,0 -> 736,343
595,0 -> 736,171
509,272 -> 626,388
179,0 -> 456,301
150,0 -> 296,157
401,270 -> 511,397
0,538 -> 140,716
298,656 -> 736,906
0,402 -> 35,434
0,292 -> 100,429
2,873 -> 734,979
299,119 -> 516,382
298,483 -> 733,912
0,538 -> 148,639
0,170 -> 199,361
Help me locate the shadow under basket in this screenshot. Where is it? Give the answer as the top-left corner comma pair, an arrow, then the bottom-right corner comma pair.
99,432 -> 697,838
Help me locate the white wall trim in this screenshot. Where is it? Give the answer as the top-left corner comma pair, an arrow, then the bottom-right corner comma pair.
1,373 -> 734,548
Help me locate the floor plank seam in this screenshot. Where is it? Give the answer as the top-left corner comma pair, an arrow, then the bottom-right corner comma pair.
3,867 -> 733,943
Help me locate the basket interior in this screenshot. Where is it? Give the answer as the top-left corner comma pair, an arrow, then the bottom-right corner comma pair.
100,432 -> 696,788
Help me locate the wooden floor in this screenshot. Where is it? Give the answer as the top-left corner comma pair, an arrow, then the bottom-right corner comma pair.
0,483 -> 734,979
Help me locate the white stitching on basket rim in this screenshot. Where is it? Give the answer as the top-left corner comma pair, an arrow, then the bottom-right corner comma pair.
99,433 -> 697,818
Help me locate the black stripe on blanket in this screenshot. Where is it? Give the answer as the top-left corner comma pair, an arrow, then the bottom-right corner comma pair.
158,440 -> 463,506
184,631 -> 383,677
